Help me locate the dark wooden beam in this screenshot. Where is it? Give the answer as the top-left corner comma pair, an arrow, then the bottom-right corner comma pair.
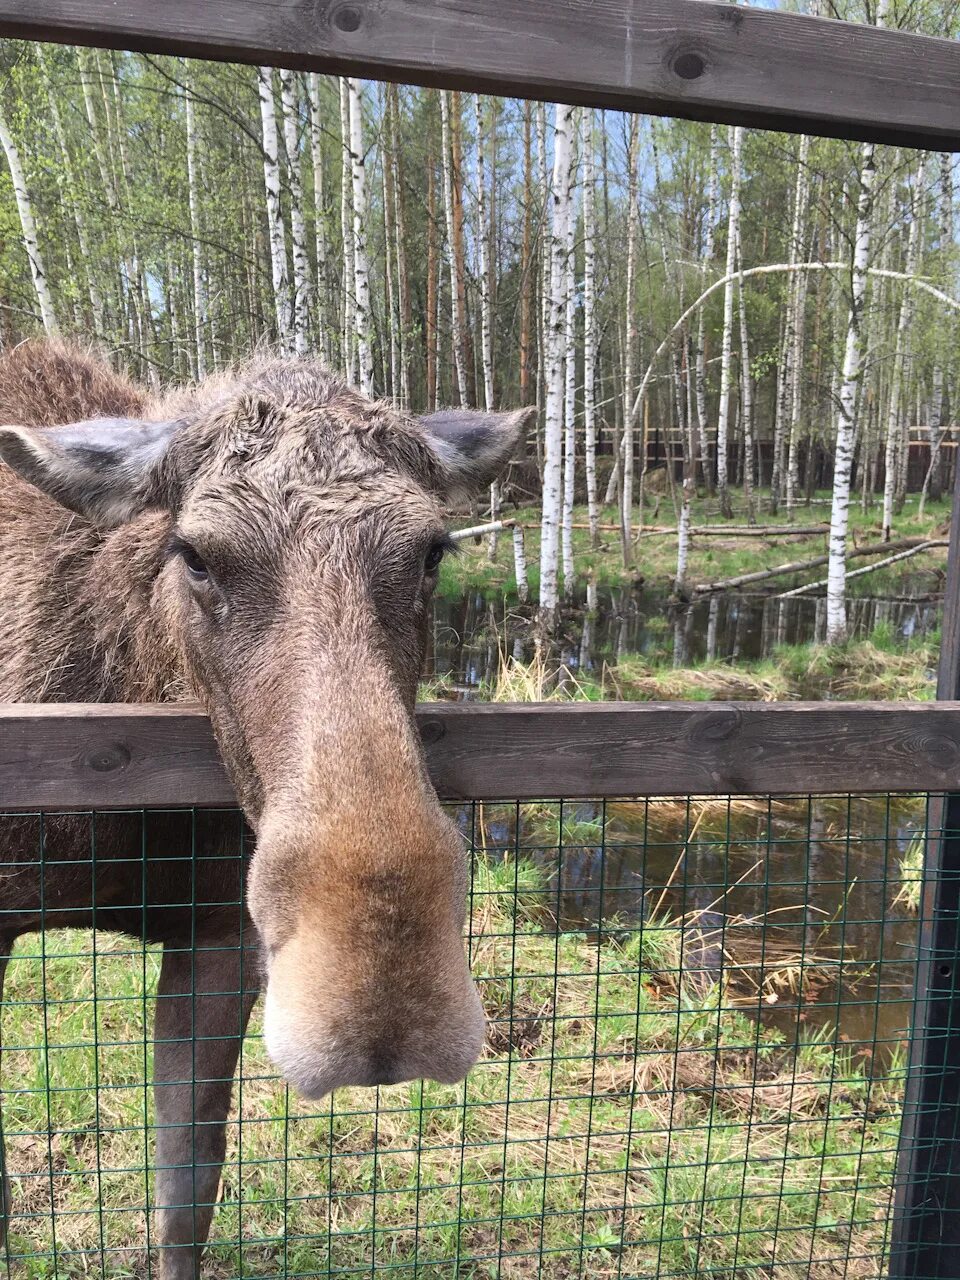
0,1 -> 958,149
1,701 -> 958,808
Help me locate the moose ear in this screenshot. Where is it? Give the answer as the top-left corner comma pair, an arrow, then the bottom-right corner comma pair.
0,417 -> 179,528
420,407 -> 532,500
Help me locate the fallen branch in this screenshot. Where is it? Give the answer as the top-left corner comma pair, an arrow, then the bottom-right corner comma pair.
775,540 -> 948,599
519,522 -> 828,537
450,518 -> 516,541
692,536 -> 932,595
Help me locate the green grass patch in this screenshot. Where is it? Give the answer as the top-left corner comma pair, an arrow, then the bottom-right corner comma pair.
0,836 -> 912,1278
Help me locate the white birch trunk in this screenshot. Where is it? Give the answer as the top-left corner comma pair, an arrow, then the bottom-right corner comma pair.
621,117 -> 640,560
513,524 -> 530,603
737,222 -> 755,518
257,66 -> 295,355
826,146 -> 876,644
582,108 -> 599,547
279,69 -> 313,356
347,78 -> 374,396
695,124 -> 720,489
338,78 -> 356,384
561,111 -> 579,594
538,104 -> 574,627
474,96 -> 500,556
784,135 -> 812,510
307,73 -> 331,364
0,99 -> 57,335
715,126 -> 742,519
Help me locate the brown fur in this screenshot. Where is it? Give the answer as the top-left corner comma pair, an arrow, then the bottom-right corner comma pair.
0,339 -> 520,1278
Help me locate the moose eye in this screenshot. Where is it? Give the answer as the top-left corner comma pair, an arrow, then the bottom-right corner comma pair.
178,543 -> 209,582
424,542 -> 446,575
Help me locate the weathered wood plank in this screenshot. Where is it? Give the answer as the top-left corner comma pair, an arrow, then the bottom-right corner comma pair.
1,702 -> 958,807
0,0 -> 957,149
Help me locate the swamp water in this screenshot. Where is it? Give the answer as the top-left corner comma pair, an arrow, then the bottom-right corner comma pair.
427,584 -> 941,693
434,586 -> 940,1068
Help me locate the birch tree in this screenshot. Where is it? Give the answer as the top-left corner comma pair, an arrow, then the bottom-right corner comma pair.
0,98 -> 57,334
257,66 -> 294,355
695,125 -> 720,490
826,146 -> 877,644
715,126 -> 743,519
307,73 -> 332,364
339,78 -> 356,383
347,77 -> 374,396
561,111 -> 579,594
539,104 -> 574,627
279,68 -> 313,356
582,108 -> 600,546
784,136 -> 812,510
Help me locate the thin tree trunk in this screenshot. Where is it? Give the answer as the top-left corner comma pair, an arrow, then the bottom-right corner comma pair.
37,46 -> 104,336
258,66 -> 295,355
538,103 -> 574,628
826,145 -> 876,644
426,103 -> 439,411
882,154 -> 926,540
715,126 -> 742,520
784,135 -> 812,510
736,222 -> 755,521
694,124 -> 720,492
561,110 -> 579,595
0,100 -> 57,335
307,73 -> 332,364
387,85 -> 412,408
621,116 -> 640,563
440,91 -> 469,406
582,107 -> 600,547
279,69 -> 313,356
347,78 -> 374,396
339,77 -> 356,384
519,101 -> 534,408
921,153 -> 954,515
185,72 -> 207,378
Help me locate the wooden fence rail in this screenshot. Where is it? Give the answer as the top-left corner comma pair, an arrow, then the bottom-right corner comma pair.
0,0 -> 958,150
2,701 -> 959,807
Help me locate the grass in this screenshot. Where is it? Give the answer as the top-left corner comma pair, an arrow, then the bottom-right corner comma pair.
421,631 -> 940,706
442,490 -> 951,601
0,796 -> 920,1278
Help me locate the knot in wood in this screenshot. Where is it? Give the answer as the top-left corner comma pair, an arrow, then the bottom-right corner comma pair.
86,741 -> 132,775
419,718 -> 445,746
671,50 -> 707,80
331,3 -> 363,32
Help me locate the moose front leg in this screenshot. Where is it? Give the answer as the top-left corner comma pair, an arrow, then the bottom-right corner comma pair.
153,933 -> 258,1280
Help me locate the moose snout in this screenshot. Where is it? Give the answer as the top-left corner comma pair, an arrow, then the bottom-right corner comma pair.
260,929 -> 486,1099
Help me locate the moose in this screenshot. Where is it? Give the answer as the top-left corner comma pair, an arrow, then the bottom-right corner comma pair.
0,339 -> 527,1277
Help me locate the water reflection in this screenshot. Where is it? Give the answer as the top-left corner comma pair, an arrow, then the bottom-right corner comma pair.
460,793 -> 926,1070
428,586 -> 941,691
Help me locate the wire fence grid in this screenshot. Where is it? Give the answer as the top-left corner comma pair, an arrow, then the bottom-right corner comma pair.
0,791 -> 944,1278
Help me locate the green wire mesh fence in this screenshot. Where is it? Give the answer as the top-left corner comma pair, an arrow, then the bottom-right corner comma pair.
0,792 -> 941,1277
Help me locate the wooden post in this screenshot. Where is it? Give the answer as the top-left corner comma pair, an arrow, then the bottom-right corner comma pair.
889,459 -> 960,1272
